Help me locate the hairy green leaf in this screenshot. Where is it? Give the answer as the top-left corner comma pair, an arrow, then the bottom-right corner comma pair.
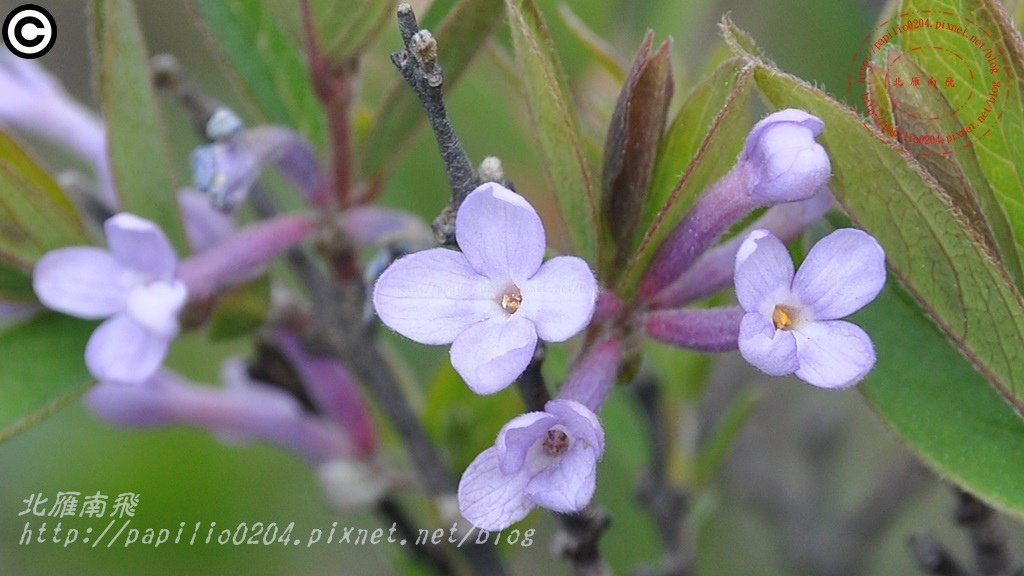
898,0 -> 1024,287
0,314 -> 95,443
860,282 -> 1024,517
94,0 -> 187,251
0,132 -> 91,271
505,0 -> 599,264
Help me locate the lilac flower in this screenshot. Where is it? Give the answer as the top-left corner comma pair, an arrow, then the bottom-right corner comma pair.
33,214 -> 187,383
638,109 -> 831,300
458,399 -> 604,530
373,183 -> 598,394
735,228 -> 886,388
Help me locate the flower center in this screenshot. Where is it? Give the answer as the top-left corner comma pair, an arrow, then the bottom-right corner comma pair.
542,428 -> 570,457
772,304 -> 799,330
500,285 -> 523,315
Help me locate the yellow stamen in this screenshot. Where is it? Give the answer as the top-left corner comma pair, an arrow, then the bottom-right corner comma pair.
772,305 -> 795,330
501,286 -> 523,314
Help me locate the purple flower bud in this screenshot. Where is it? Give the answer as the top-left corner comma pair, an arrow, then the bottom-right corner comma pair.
0,55 -> 114,207
735,228 -> 885,388
637,109 -> 830,301
458,399 -> 604,530
373,183 -> 598,395
178,213 -> 315,300
86,365 -> 358,465
651,188 -> 835,309
177,189 -> 235,253
33,214 -> 186,383
644,306 -> 744,352
557,338 -> 622,412
191,126 -> 328,211
271,329 -> 377,456
741,109 -> 830,204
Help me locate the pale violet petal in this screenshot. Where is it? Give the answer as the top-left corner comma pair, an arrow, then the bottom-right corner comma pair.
105,213 -> 178,280
458,447 -> 535,531
450,316 -> 538,394
734,230 -> 795,314
33,247 -> 128,319
495,411 -> 557,475
125,280 -> 187,338
738,312 -> 799,376
792,229 -> 886,320
518,256 -> 597,342
373,248 -> 501,345
524,444 -> 598,513
456,183 -> 545,282
793,320 -> 876,388
85,314 -> 171,383
545,399 -> 604,458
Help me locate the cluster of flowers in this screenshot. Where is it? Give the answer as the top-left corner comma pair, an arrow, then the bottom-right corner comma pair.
4,55 -> 885,532
372,110 -> 885,530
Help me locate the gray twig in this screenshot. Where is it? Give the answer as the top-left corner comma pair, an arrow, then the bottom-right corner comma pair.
911,533 -> 972,576
632,374 -> 692,576
390,3 -> 478,242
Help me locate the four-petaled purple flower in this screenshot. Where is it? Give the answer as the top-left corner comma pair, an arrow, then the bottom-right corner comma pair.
458,399 -> 604,530
33,214 -> 187,384
735,228 -> 886,388
373,183 -> 598,394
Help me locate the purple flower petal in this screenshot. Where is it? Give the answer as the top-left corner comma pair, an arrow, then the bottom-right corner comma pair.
456,183 -> 545,281
85,314 -> 171,383
738,312 -> 799,376
524,443 -> 598,513
544,399 -> 604,458
450,316 -> 538,394
458,447 -> 535,530
518,256 -> 597,342
742,109 -> 830,204
495,411 -> 557,475
105,213 -> 177,280
793,320 -> 875,388
373,248 -> 501,345
734,230 -> 794,314
125,281 -> 187,338
33,247 -> 129,318
792,228 -> 886,320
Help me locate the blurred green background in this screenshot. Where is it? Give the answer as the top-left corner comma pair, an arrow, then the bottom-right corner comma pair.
1,0 -> 1020,574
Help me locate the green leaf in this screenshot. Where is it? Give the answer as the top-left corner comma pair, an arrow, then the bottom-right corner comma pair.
859,282 -> 1024,517
618,62 -> 754,296
207,275 -> 270,341
644,57 -> 746,253
192,0 -> 327,148
361,0 -> 505,181
898,0 -> 1024,287
0,132 -> 91,271
600,32 -> 674,279
723,19 -> 1024,413
880,47 -> 1024,287
505,0 -> 599,264
0,314 -> 95,443
0,262 -> 35,301
93,0 -> 187,252
303,0 -> 392,62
